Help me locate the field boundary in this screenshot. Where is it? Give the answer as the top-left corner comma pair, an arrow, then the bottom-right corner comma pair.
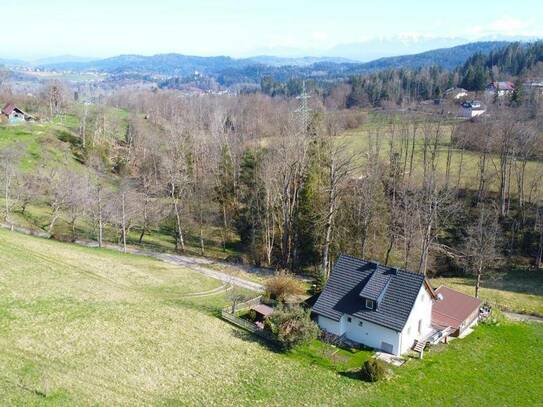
220,296 -> 278,343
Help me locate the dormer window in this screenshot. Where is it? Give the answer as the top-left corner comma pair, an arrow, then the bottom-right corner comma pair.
365,299 -> 375,310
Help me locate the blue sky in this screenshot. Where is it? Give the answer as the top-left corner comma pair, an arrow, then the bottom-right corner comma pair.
2,0 -> 543,59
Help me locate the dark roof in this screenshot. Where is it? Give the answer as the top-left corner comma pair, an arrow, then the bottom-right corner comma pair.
432,286 -> 481,329
312,255 -> 428,332
359,271 -> 392,302
250,304 -> 274,317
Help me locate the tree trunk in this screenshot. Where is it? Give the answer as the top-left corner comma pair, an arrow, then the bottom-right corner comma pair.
4,171 -> 9,225
70,216 -> 77,242
121,192 -> 127,253
475,262 -> 483,298
48,207 -> 60,235
98,187 -> 103,248
321,187 -> 335,278
169,182 -> 185,252
537,218 -> 543,269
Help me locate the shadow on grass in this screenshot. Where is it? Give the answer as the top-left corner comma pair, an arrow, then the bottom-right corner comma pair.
229,327 -> 283,353
338,370 -> 362,381
163,297 -> 224,317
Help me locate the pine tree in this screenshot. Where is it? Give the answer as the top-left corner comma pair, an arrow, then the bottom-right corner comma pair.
235,149 -> 266,265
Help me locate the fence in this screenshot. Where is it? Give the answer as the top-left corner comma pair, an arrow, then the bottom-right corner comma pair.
226,295 -> 263,314
0,223 -> 51,238
221,296 -> 278,343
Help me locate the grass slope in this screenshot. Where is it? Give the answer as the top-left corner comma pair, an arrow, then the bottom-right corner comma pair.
0,229 -> 542,406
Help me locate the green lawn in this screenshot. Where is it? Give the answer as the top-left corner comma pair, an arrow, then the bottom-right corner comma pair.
432,269 -> 543,316
0,228 -> 542,406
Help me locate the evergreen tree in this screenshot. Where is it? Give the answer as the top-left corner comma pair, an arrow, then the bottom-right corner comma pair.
235,149 -> 266,264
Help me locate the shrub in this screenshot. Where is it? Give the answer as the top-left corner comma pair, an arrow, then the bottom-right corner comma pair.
359,359 -> 386,382
264,270 -> 305,302
266,305 -> 319,350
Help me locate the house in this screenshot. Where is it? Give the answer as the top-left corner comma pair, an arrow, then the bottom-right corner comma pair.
1,103 -> 36,123
460,100 -> 485,119
524,80 -> 543,96
444,87 -> 468,100
432,286 -> 481,337
312,255 -> 436,356
485,81 -> 515,97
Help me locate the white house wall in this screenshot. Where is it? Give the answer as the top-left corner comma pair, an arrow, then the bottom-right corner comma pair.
343,315 -> 401,355
317,315 -> 345,336
316,285 -> 434,356
399,285 -> 433,354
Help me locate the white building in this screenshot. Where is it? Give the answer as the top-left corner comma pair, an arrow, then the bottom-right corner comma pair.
485,81 -> 515,97
313,255 -> 436,356
444,87 -> 468,100
460,100 -> 485,119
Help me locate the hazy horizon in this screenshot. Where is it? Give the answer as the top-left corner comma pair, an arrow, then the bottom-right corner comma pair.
2,0 -> 543,61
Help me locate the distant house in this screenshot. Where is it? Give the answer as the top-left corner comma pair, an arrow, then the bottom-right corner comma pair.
444,87 -> 468,100
432,286 -> 481,337
524,80 -> 543,95
1,103 -> 36,123
312,255 -> 436,356
460,100 -> 485,119
485,81 -> 515,97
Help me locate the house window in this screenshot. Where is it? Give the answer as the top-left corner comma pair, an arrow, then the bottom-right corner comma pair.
418,319 -> 423,334
365,299 -> 375,310
358,321 -> 363,327
407,326 -> 411,335
347,317 -> 352,323
421,293 -> 425,302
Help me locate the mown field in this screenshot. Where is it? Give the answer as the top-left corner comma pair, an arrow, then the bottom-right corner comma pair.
1,229 -> 542,406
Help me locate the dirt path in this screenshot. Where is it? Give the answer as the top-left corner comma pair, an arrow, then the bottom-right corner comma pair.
503,312 -> 543,323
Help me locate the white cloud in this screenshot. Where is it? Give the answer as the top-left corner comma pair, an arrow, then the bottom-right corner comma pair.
489,17 -> 528,34
466,16 -> 543,38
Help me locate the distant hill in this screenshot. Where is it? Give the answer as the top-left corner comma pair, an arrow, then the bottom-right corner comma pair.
40,54 -> 251,76
351,41 -> 512,71
0,58 -> 27,67
30,55 -> 96,66
37,41 -> 519,85
244,56 -> 356,67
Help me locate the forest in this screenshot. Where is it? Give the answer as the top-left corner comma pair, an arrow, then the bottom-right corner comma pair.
1,42 -> 543,297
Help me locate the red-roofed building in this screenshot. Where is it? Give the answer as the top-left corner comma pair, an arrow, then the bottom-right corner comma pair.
432,286 -> 481,337
486,81 -> 515,97
1,103 -> 36,123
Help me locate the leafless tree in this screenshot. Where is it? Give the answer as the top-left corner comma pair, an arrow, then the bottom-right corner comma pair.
464,204 -> 502,298
0,145 -> 23,227
320,113 -> 359,276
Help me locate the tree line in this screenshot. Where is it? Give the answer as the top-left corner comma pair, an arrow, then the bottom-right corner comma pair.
1,79 -> 543,296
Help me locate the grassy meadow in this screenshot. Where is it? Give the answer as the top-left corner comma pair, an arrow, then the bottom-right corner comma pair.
0,228 -> 542,406
341,114 -> 543,199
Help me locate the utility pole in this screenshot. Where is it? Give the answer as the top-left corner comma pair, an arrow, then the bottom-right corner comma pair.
295,80 -> 311,135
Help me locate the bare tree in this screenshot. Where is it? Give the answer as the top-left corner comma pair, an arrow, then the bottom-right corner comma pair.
320,114 -> 359,276
0,145 -> 23,227
464,204 -> 502,298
